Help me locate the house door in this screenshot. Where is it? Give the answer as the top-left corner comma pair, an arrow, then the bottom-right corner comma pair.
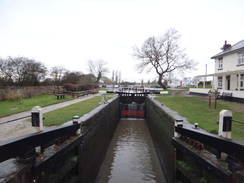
226,75 -> 230,90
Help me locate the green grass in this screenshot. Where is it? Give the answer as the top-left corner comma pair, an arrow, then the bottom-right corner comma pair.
43,96 -> 111,126
103,93 -> 116,96
187,85 -> 212,89
0,94 -> 73,117
99,87 -> 108,91
155,89 -> 187,96
156,95 -> 244,142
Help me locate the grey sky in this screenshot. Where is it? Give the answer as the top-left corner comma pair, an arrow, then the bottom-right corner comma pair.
0,0 -> 243,82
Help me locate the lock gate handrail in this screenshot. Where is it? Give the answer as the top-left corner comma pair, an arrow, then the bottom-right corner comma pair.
232,119 -> 244,124
0,123 -> 80,163
0,115 -> 31,125
175,126 -> 244,162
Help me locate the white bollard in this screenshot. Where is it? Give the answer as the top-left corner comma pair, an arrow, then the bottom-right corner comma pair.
31,106 -> 43,132
174,119 -> 183,138
73,116 -> 81,134
194,123 -> 199,129
73,116 -> 80,124
218,110 -> 232,139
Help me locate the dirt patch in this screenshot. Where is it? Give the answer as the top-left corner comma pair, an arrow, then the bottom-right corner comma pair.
221,101 -> 244,113
170,90 -> 192,97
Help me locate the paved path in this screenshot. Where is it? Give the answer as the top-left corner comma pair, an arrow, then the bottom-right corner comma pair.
0,93 -> 103,142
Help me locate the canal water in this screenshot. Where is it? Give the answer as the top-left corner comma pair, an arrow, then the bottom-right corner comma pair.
95,119 -> 166,183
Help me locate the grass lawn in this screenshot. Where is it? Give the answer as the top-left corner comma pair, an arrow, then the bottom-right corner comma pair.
156,95 -> 244,142
0,94 -> 73,117
156,89 -> 185,96
99,87 -> 108,91
43,96 -> 112,126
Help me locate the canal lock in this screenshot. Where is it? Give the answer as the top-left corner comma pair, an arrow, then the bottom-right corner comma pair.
95,92 -> 167,183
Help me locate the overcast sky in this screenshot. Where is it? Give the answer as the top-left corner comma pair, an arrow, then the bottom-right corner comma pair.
0,0 -> 243,83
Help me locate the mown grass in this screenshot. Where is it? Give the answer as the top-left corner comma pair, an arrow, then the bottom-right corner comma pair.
156,95 -> 244,142
0,94 -> 73,117
155,89 -> 187,96
43,96 -> 112,126
99,87 -> 108,91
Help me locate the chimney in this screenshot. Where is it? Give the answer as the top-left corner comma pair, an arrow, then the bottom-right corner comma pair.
222,40 -> 231,50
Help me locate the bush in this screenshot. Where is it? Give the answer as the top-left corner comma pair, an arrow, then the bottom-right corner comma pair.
63,83 -> 77,91
64,83 -> 99,91
4,90 -> 22,101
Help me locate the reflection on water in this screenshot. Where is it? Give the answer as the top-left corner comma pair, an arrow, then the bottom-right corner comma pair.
95,119 -> 166,183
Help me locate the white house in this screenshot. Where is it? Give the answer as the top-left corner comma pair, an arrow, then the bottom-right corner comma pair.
190,40 -> 244,102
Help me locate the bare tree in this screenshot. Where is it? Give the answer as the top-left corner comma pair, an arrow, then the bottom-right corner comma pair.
50,66 -> 67,86
119,71 -> 121,84
101,76 -> 113,85
79,73 -> 96,84
112,70 -> 115,83
0,56 -> 47,86
87,59 -> 109,83
141,79 -> 144,86
133,28 -> 197,89
62,71 -> 83,84
115,70 -> 118,84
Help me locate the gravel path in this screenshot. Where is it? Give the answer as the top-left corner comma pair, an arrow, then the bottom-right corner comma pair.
0,93 -> 102,142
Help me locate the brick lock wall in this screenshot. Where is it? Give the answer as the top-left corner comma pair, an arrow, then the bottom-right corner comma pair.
145,98 -> 175,183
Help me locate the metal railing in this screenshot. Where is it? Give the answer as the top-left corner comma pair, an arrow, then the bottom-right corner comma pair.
0,115 -> 31,125
232,119 -> 244,124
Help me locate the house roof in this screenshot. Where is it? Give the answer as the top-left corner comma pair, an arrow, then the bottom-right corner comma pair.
211,40 -> 244,59
195,69 -> 244,78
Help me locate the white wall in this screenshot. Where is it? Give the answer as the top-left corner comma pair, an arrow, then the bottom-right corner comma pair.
214,53 -> 239,73
189,88 -> 244,98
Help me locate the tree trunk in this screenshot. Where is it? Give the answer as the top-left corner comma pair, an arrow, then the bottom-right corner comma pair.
96,72 -> 102,83
157,74 -> 167,90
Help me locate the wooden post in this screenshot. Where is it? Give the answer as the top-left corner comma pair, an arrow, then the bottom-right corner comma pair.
208,94 -> 211,108
214,94 -> 217,109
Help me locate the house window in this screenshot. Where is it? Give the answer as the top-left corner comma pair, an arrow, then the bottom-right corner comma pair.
218,76 -> 222,88
237,74 -> 244,88
238,52 -> 244,65
218,58 -> 223,69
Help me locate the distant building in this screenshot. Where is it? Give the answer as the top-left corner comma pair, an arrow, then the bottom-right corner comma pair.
190,40 -> 244,102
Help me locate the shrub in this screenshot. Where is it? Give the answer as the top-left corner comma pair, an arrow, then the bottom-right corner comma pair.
63,83 -> 77,91
64,83 -> 99,91
4,90 -> 22,101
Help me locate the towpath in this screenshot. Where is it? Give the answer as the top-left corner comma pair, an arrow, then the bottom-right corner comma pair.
0,92 -> 103,142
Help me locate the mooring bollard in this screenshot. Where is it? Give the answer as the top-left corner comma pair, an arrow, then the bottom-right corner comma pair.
31,106 -> 43,132
194,123 -> 198,129
73,116 -> 81,134
174,119 -> 183,138
218,110 -> 232,139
